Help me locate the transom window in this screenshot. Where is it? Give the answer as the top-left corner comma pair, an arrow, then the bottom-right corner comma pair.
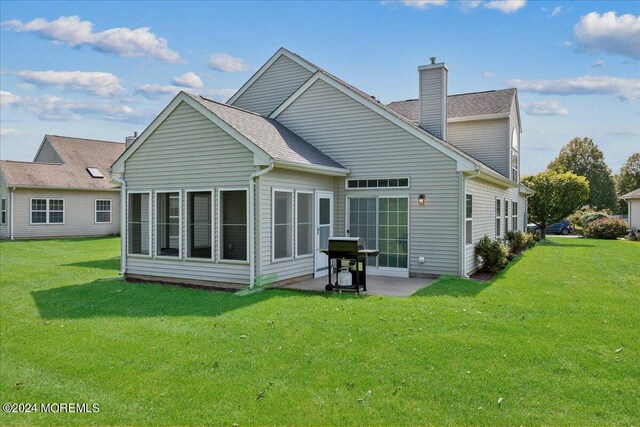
95,199 -> 112,223
220,190 -> 247,261
156,192 -> 181,257
273,190 -> 293,260
1,197 -> 6,225
465,194 -> 473,245
347,178 -> 409,189
30,198 -> 64,224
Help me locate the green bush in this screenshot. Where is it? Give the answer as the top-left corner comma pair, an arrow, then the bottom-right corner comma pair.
584,218 -> 628,239
505,230 -> 526,254
524,232 -> 538,249
476,236 -> 509,273
569,205 -> 611,229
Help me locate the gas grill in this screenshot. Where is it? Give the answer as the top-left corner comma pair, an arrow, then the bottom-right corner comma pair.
321,237 -> 379,293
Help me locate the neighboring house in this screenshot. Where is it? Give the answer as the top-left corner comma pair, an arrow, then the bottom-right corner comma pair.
110,48 -> 532,287
620,188 -> 640,230
0,135 -> 125,240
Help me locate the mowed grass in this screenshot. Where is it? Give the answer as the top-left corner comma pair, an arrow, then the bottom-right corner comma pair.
0,237 -> 638,425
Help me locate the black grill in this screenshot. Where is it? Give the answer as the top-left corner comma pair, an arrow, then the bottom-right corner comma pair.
322,237 -> 378,293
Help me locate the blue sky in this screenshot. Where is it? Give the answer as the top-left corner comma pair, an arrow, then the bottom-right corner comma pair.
1,0 -> 638,175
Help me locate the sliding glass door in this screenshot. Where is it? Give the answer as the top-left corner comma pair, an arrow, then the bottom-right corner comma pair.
347,196 -> 409,273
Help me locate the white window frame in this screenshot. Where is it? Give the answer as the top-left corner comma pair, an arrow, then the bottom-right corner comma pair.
495,197 -> 501,238
512,201 -> 518,231
154,190 -> 182,260
1,197 -> 6,225
217,188 -> 249,264
345,177 -> 411,190
29,198 -> 65,225
185,189 -> 215,262
295,190 -> 314,259
465,194 -> 473,246
126,191 -> 152,258
95,199 -> 112,224
504,198 -> 509,235
272,188 -> 294,263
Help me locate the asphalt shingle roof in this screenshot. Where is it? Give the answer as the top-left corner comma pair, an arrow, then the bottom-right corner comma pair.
187,93 -> 346,170
0,135 -> 125,190
620,188 -> 640,199
386,88 -> 517,123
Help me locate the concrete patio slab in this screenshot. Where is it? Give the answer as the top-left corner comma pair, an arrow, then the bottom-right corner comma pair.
282,275 -> 435,297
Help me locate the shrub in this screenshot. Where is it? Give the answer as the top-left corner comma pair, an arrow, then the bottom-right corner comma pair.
584,218 -> 628,239
476,235 -> 509,273
524,232 -> 538,249
505,230 -> 527,254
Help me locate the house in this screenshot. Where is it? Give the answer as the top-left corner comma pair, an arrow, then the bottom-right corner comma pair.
110,48 -> 532,288
620,188 -> 640,230
0,135 -> 126,240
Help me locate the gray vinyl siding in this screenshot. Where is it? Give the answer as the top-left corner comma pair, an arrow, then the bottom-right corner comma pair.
258,168 -> 334,282
8,188 -> 120,239
0,173 -> 9,239
231,55 -> 314,116
123,101 -> 256,285
34,139 -> 63,163
448,118 -> 509,177
276,79 -> 461,276
628,199 -> 640,229
464,178 -> 527,273
419,66 -> 447,140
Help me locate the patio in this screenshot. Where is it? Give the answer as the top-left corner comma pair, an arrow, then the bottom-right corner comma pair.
282,275 -> 435,297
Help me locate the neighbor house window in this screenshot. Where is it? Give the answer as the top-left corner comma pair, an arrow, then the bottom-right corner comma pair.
495,198 -> 501,238
156,192 -> 181,257
512,201 -> 518,231
95,199 -> 112,223
30,198 -> 64,224
346,178 -> 409,189
504,199 -> 509,235
128,193 -> 150,255
187,191 -> 212,259
273,190 -> 293,260
465,194 -> 473,245
1,197 -> 6,225
296,192 -> 313,257
220,189 -> 247,261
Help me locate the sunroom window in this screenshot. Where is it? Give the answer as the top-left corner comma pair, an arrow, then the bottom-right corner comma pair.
128,193 -> 150,255
157,192 -> 181,257
187,191 -> 212,259
296,192 -> 313,257
273,190 -> 293,260
220,190 -> 247,261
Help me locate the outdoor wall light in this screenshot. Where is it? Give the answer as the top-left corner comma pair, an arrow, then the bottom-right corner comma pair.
417,194 -> 427,206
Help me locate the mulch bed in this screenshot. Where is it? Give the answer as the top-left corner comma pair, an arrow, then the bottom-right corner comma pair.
469,270 -> 498,282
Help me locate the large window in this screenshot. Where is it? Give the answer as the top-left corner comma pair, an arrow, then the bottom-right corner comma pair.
128,193 -> 150,255
512,201 -> 518,231
187,191 -> 212,259
273,190 -> 293,260
495,198 -> 501,238
466,194 -> 473,245
296,192 -> 313,257
156,192 -> 181,257
30,198 -> 64,224
1,197 -> 6,225
95,199 -> 112,223
504,199 -> 509,235
220,190 -> 247,261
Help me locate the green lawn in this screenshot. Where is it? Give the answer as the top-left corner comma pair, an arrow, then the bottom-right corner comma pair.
0,237 -> 638,425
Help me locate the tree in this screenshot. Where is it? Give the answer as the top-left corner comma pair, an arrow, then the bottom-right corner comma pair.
522,171 -> 589,239
548,137 -> 617,211
616,153 -> 640,214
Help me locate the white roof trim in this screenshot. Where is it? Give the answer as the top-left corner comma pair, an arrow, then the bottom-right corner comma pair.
448,113 -> 510,123
269,72 -> 478,172
273,160 -> 349,176
111,92 -> 271,173
227,48 -> 317,106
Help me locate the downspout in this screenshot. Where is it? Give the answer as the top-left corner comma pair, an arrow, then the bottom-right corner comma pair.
109,169 -> 127,275
10,187 -> 15,240
460,168 -> 481,277
248,161 -> 274,289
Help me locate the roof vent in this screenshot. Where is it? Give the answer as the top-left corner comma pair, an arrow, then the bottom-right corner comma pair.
430,56 -> 436,65
87,167 -> 104,178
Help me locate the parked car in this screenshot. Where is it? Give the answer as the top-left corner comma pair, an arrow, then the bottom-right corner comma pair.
527,220 -> 573,235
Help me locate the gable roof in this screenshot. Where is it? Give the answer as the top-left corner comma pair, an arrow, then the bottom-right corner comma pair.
1,135 -> 125,190
386,88 -> 517,124
620,188 -> 640,200
111,91 -> 348,176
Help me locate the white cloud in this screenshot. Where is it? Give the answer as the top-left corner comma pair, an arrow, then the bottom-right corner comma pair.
507,75 -> 640,101
0,128 -> 24,136
16,70 -> 125,97
484,0 -> 526,14
591,60 -> 605,68
2,16 -> 182,62
0,90 -> 24,107
208,53 -> 250,73
135,84 -> 183,100
574,12 -> 640,59
551,6 -> 562,17
462,0 -> 482,8
171,72 -> 203,89
483,71 -> 495,78
522,100 -> 570,116
399,0 -> 447,9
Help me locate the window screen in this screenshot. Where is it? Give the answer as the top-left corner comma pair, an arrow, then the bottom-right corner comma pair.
220,190 -> 247,261
128,193 -> 150,255
296,193 -> 313,256
273,191 -> 293,259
